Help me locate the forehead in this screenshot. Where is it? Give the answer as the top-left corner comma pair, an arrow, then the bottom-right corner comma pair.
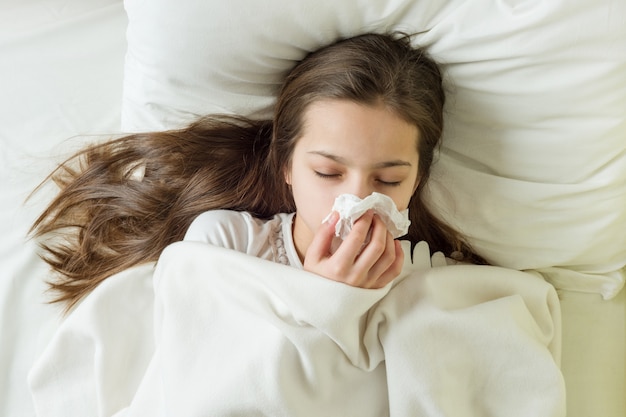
297,99 -> 419,159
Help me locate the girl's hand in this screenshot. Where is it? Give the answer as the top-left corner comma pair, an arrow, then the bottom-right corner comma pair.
303,210 -> 404,289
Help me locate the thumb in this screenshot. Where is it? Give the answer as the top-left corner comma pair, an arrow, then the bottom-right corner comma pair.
306,211 -> 340,261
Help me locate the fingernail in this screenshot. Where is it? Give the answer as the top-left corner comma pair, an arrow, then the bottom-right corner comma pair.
322,211 -> 339,224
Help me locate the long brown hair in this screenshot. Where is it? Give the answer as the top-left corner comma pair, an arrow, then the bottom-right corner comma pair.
31,32 -> 482,310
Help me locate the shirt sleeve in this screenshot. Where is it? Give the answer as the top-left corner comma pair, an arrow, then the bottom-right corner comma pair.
183,210 -> 252,253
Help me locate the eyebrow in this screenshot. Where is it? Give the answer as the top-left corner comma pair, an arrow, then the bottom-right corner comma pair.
307,150 -> 412,168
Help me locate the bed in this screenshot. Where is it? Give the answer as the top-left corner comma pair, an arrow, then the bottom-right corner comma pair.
1,0 -> 624,416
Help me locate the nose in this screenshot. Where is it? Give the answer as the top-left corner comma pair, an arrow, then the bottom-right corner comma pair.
344,176 -> 374,200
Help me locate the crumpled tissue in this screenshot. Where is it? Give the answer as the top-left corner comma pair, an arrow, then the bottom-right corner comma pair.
324,192 -> 410,240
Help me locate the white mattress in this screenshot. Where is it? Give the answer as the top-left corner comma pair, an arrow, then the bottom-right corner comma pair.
0,1 -> 623,416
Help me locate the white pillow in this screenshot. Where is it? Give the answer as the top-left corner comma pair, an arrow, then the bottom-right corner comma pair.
122,0 -> 626,299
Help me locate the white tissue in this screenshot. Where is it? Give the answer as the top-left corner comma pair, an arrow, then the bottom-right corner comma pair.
324,192 -> 410,239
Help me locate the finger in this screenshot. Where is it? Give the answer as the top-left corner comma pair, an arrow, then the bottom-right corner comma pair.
334,210 -> 375,261
305,211 -> 339,262
355,214 -> 392,273
371,239 -> 405,288
359,228 -> 396,287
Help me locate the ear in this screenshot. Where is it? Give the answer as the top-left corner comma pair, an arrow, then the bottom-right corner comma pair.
284,166 -> 292,186
412,176 -> 420,194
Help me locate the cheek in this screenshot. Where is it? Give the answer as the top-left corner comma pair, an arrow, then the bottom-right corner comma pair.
393,196 -> 411,212
393,180 -> 419,212
289,171 -> 332,218
295,186 -> 334,216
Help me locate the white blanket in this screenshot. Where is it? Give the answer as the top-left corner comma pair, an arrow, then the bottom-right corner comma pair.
29,241 -> 565,416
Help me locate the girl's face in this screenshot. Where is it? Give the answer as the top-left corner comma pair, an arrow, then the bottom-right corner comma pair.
286,99 -> 420,259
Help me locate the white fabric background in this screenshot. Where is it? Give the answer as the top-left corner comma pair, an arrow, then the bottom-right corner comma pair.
0,1 -> 127,415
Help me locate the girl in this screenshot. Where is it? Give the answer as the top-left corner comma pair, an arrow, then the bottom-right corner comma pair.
31,32 -> 482,311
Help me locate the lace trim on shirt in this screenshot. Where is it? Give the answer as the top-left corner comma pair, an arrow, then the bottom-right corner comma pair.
272,222 -> 290,266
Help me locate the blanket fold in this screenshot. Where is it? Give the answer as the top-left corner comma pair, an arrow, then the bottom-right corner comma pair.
29,241 -> 565,417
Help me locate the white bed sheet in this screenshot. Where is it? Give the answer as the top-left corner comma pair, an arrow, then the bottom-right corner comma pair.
0,1 -> 623,416
29,242 -> 566,416
0,1 -> 127,416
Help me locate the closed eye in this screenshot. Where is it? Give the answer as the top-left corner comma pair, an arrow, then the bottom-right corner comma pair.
314,171 -> 340,179
377,179 -> 402,187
